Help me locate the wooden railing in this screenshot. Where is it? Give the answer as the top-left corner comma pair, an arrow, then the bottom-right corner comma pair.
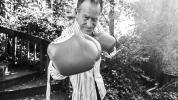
0,26 -> 50,71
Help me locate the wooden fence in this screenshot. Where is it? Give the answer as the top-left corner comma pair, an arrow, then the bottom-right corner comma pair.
0,26 -> 50,71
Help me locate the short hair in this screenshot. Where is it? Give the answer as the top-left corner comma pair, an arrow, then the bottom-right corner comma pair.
77,0 -> 103,12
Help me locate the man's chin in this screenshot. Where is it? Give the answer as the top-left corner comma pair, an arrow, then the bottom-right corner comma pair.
83,30 -> 93,36
81,29 -> 93,36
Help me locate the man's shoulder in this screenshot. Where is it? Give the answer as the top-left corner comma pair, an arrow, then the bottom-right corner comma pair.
52,25 -> 74,44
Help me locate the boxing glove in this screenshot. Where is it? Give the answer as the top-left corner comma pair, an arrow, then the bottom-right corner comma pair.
94,33 -> 116,53
47,33 -> 101,76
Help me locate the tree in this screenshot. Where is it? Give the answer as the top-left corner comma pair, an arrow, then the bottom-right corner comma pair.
0,0 -> 5,17
109,0 -> 115,36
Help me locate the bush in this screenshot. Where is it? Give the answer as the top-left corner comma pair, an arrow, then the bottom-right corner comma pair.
101,35 -> 177,100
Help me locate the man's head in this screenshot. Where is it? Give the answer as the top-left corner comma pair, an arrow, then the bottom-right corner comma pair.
76,0 -> 103,35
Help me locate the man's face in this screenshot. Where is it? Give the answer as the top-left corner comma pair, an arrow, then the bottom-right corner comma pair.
76,1 -> 101,35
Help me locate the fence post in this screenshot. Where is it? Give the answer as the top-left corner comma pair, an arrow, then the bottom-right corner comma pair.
40,42 -> 47,72
20,38 -> 24,62
12,32 -> 15,65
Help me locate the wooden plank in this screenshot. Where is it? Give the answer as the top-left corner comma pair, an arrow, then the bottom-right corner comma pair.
34,43 -> 37,61
0,26 -> 50,45
12,33 -> 15,64
20,38 -> 23,62
0,26 -> 51,71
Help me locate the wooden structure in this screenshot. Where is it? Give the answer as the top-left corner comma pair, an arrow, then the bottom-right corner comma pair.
0,26 -> 50,71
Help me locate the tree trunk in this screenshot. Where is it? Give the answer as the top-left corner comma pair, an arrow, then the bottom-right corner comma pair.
109,0 -> 115,36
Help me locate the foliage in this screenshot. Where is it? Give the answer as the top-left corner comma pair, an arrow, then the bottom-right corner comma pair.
0,0 -> 75,41
100,0 -> 136,38
102,62 -> 147,100
132,0 -> 178,75
101,34 -> 148,100
150,92 -> 177,100
101,34 -> 177,100
0,0 -> 5,17
0,0 -> 177,100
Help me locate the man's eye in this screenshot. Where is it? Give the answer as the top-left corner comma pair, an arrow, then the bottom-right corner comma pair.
92,18 -> 97,22
84,17 -> 89,20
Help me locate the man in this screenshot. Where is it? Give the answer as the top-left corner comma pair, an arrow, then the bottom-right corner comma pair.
46,0 -> 115,100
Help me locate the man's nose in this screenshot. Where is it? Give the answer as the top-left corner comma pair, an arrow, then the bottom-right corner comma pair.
86,19 -> 93,28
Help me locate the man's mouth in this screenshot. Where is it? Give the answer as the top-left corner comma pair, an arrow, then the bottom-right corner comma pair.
85,28 -> 93,32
